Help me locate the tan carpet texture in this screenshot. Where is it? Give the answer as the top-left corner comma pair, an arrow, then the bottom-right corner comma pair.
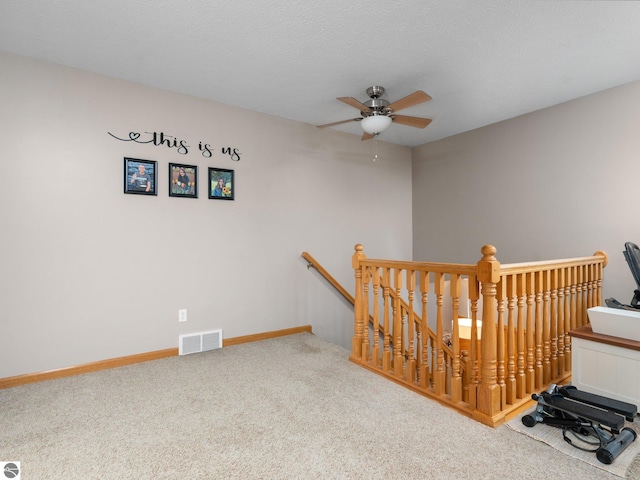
1,332 -> 639,479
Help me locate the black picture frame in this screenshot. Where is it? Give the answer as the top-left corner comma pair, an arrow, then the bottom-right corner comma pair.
124,157 -> 157,196
169,163 -> 198,198
208,168 -> 234,200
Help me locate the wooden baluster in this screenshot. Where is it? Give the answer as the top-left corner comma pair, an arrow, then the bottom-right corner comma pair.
542,270 -> 551,384
371,267 -> 381,367
576,265 -> 584,328
526,272 -> 535,393
550,268 -> 558,380
461,350 -> 471,403
582,265 -> 588,322
587,264 -> 595,308
434,272 -> 445,395
351,244 -> 365,362
570,266 -> 578,333
415,323 -> 422,382
451,273 -> 462,403
588,263 -> 594,307
406,269 -> 416,382
430,335 -> 436,390
557,268 -> 566,376
393,269 -> 403,378
496,277 -> 506,408
596,260 -> 603,304
505,275 -> 516,404
362,267 -> 371,362
400,305 -> 406,375
597,260 -> 604,306
593,263 -> 598,307
413,273 -> 422,383
446,353 -> 452,395
534,271 -> 543,389
420,271 -> 430,388
468,275 -> 479,409
585,264 -> 591,315
565,267 -> 573,372
587,263 -> 594,308
382,267 -> 391,372
477,245 -> 500,418
516,274 -> 526,399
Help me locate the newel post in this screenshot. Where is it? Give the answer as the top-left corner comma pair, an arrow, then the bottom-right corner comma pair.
477,245 -> 501,417
351,244 -> 366,362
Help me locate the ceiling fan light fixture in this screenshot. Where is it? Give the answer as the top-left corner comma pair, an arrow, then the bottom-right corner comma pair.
360,115 -> 392,135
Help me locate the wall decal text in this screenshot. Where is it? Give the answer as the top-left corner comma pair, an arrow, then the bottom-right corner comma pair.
108,130 -> 242,161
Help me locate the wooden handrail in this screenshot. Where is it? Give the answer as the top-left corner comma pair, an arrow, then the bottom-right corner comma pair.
360,258 -> 476,276
302,252 -> 422,362
499,252 -> 608,273
302,252 -> 355,304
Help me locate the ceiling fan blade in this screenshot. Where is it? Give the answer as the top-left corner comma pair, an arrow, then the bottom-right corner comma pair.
337,97 -> 371,112
361,132 -> 375,141
316,118 -> 362,128
391,115 -> 432,129
386,90 -> 432,113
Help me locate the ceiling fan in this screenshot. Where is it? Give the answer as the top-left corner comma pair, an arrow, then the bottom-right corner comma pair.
317,86 -> 432,140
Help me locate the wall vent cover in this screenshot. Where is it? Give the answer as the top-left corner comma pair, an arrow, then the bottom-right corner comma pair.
179,329 -> 223,355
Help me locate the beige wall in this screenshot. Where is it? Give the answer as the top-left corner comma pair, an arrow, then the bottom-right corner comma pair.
0,51 -> 413,378
412,80 -> 640,303
6,49 -> 637,380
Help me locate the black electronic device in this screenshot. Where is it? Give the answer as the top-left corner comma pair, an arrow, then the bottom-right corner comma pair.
605,242 -> 640,311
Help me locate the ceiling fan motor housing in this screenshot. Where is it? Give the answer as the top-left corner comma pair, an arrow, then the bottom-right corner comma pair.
366,86 -> 385,98
363,86 -> 391,116
363,100 -> 390,116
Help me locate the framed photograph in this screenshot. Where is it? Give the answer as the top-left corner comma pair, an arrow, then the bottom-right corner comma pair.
124,157 -> 157,195
169,163 -> 198,198
208,167 -> 234,200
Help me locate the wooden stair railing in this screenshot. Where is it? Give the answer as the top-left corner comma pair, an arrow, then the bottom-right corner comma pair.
302,251 -> 455,373
381,278 -> 457,375
350,244 -> 608,428
304,246 -> 608,427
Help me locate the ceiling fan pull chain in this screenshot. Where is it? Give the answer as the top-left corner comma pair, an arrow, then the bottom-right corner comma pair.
373,136 -> 378,162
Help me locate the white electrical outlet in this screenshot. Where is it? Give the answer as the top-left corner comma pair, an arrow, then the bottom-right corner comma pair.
178,309 -> 187,322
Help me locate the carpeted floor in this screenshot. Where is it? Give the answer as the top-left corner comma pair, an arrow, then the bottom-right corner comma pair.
1,332 -> 639,479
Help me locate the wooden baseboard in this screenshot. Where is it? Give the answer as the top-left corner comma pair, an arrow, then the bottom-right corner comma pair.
0,325 -> 313,389
222,325 -> 312,347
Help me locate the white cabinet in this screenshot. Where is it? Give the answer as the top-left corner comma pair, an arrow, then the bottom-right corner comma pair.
571,324 -> 640,410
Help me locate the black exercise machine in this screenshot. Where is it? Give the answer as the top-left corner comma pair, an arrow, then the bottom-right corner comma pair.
605,241 -> 640,311
522,384 -> 637,464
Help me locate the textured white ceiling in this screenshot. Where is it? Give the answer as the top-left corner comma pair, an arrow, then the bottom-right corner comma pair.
2,1 -> 640,147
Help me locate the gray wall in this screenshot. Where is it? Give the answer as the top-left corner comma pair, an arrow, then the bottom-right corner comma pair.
0,52 -> 413,378
412,81 -> 640,303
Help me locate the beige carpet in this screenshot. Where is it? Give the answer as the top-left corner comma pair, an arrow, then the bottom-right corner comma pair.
2,332 -> 639,479
507,409 -> 640,478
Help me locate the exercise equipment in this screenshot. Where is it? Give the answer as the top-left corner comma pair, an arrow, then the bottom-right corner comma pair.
522,384 -> 637,464
605,241 -> 640,311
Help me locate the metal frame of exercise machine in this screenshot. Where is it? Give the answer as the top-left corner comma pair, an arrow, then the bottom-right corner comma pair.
522,384 -> 637,464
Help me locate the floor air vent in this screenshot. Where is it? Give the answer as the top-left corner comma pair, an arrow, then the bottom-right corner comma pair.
179,329 -> 223,355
